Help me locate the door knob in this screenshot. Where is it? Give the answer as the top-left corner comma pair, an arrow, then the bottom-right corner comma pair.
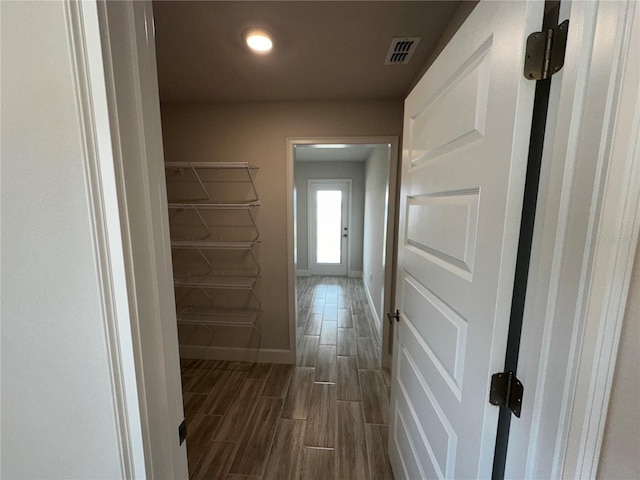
387,309 -> 400,323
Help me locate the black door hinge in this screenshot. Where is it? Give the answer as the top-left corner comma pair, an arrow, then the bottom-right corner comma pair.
489,371 -> 524,418
524,19 -> 569,80
178,419 -> 187,445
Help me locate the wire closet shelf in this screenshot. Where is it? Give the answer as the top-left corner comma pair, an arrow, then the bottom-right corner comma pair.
165,162 -> 262,335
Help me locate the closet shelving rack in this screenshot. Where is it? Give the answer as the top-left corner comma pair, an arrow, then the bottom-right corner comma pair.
165,162 -> 261,331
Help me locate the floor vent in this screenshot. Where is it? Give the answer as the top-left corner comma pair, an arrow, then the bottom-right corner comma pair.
385,37 -> 421,65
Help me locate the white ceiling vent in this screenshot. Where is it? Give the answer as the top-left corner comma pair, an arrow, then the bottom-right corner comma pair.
385,37 -> 421,65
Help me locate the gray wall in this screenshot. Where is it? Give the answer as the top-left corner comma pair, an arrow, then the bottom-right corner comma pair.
598,242 -> 640,479
1,2 -> 122,477
160,101 -> 403,353
295,161 -> 365,274
362,146 -> 391,330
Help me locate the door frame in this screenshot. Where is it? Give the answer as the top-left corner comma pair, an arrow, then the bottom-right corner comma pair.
307,179 -> 352,276
504,1 -> 640,478
286,136 -> 400,365
64,1 -> 147,477
75,0 -> 189,477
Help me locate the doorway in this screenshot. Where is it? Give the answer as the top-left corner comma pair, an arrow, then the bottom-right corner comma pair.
287,137 -> 400,369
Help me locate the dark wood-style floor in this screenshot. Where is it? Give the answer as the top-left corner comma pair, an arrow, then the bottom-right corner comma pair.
181,276 -> 395,480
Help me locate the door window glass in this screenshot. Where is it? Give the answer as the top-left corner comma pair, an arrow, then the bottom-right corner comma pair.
316,190 -> 342,264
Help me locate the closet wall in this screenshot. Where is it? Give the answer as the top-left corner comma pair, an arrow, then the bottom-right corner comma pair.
160,100 -> 403,360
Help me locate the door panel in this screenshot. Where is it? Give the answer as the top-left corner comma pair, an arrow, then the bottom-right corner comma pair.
309,180 -> 350,276
316,189 -> 344,263
402,274 -> 468,390
405,190 -> 479,279
389,1 -> 543,478
396,347 -> 456,478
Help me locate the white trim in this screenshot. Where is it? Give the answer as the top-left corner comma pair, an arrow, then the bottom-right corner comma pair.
506,1 -> 640,478
363,274 -> 381,325
296,270 -> 311,277
381,140 -> 400,370
565,1 -> 640,476
179,345 -> 293,364
97,1 -> 188,477
362,273 -> 382,342
349,270 -> 363,278
287,139 -> 297,362
65,1 -> 145,477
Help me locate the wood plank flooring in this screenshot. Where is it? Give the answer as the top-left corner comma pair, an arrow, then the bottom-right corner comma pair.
181,276 -> 394,480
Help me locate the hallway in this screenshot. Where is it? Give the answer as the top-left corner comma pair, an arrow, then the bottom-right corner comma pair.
181,276 -> 394,479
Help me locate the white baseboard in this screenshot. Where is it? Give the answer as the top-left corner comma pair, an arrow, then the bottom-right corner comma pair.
179,345 -> 293,364
300,270 -> 360,277
362,277 -> 382,339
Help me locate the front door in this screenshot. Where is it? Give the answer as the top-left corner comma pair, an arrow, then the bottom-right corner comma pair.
389,1 -> 544,478
309,179 -> 350,276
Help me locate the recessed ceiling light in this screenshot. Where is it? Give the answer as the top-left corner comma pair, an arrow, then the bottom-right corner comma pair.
245,29 -> 273,54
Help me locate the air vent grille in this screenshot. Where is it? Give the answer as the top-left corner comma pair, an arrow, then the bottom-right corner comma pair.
385,37 -> 421,65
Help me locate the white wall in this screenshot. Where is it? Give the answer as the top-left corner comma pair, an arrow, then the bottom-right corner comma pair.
1,1 -> 123,477
362,146 -> 391,333
160,101 -> 403,358
295,161 -> 365,275
598,242 -> 640,479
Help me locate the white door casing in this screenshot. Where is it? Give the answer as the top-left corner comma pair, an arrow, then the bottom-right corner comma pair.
505,1 -> 640,478
97,1 -> 188,478
389,1 -> 543,479
308,179 -> 351,276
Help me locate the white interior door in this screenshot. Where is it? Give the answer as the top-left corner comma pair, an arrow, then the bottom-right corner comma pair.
309,179 -> 350,276
389,1 -> 543,479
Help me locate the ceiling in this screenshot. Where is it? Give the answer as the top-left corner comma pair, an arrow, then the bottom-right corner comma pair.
153,1 -> 463,103
294,144 -> 380,162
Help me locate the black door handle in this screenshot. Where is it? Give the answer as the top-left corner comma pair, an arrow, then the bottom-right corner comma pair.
387,309 -> 400,323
